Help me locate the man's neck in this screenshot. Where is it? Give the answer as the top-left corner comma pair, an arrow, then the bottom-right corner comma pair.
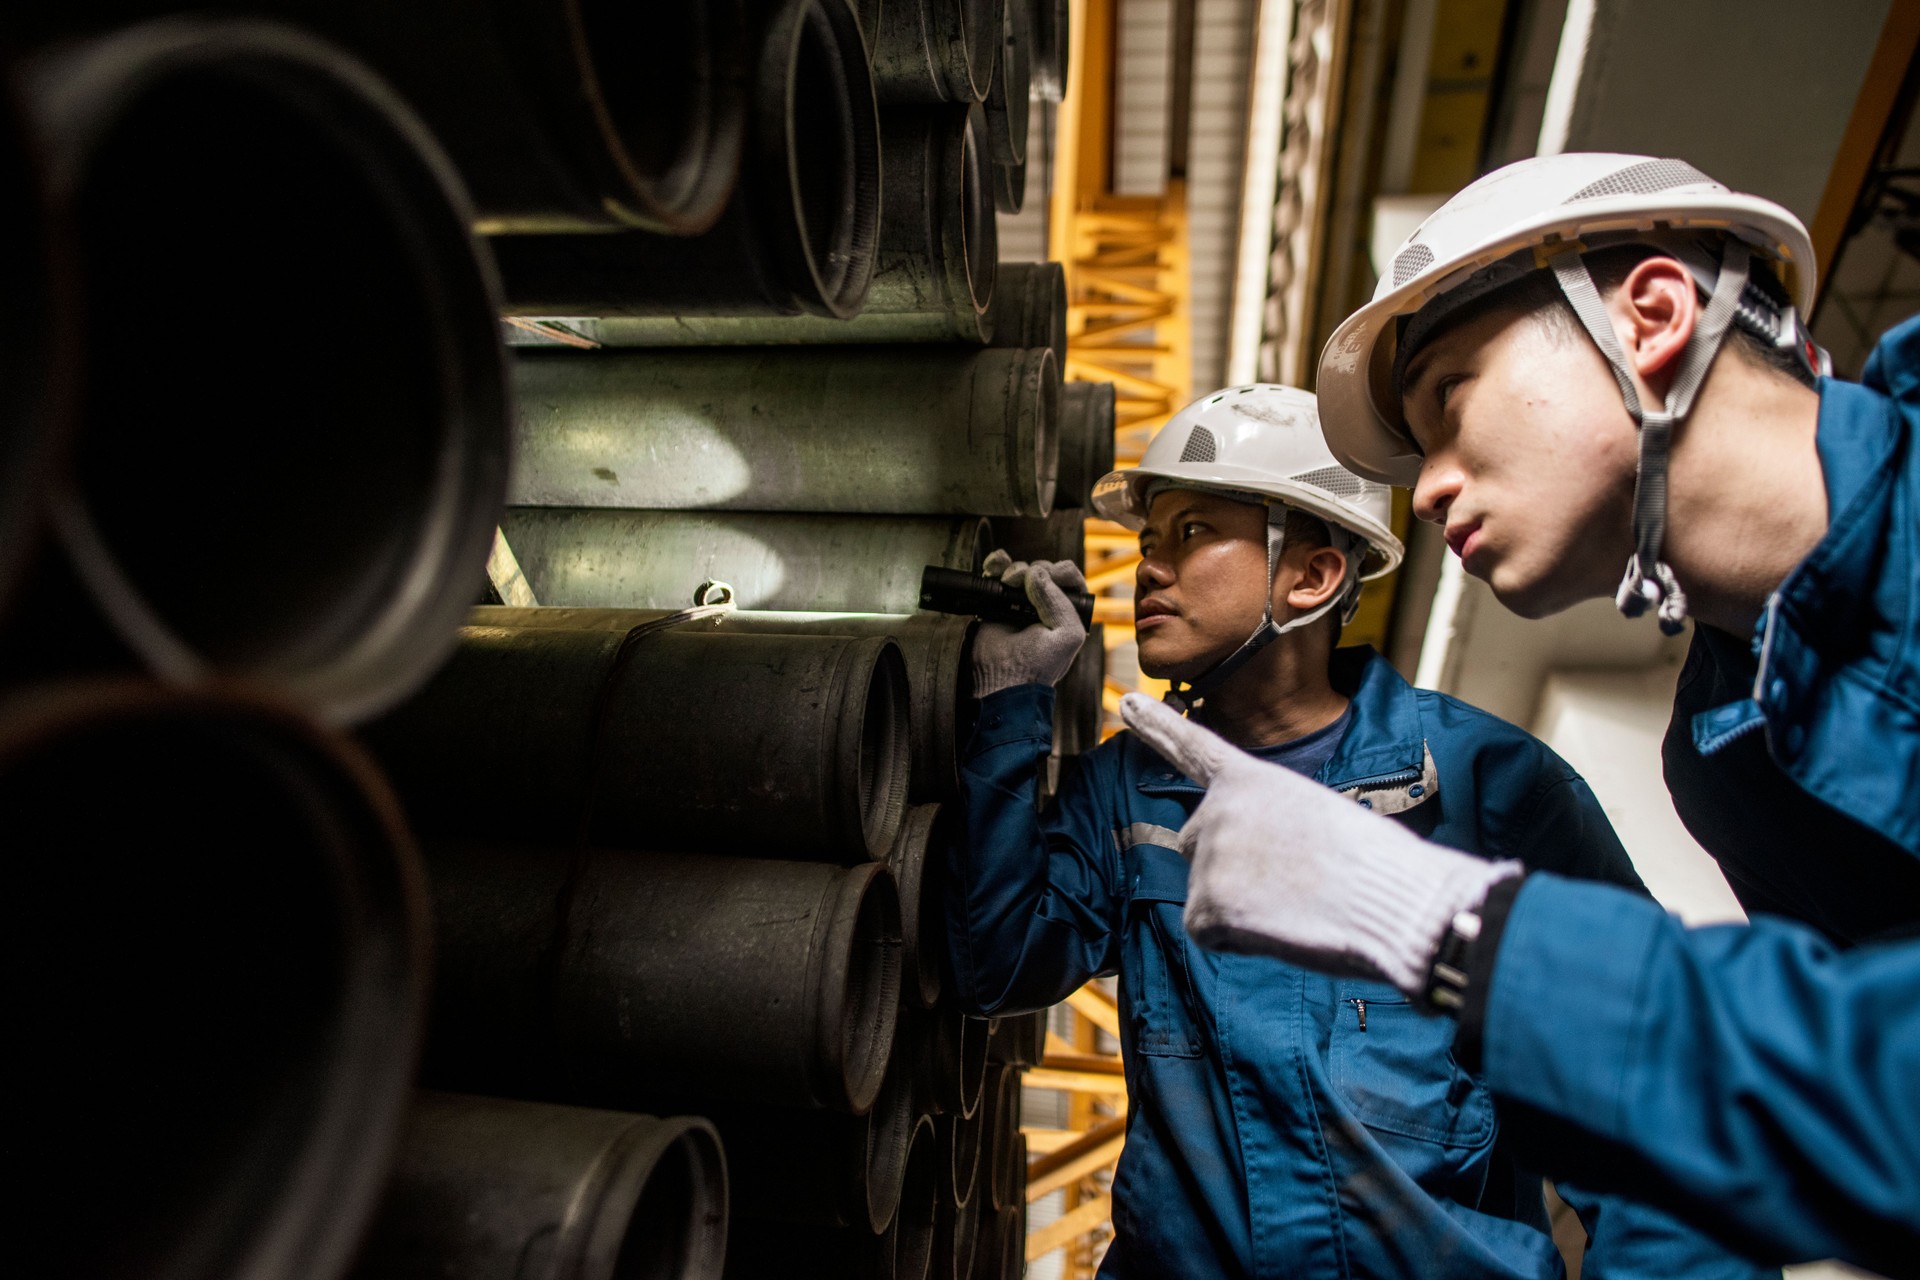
1663,358 -> 1827,636
1192,636 -> 1349,750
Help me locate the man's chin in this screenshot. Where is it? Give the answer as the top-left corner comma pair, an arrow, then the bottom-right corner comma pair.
1137,638 -> 1217,683
1484,562 -> 1601,620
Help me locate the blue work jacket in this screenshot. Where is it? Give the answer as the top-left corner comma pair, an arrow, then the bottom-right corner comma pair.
947,648 -> 1767,1278
1663,314 -> 1920,944
1473,318 -> 1920,1271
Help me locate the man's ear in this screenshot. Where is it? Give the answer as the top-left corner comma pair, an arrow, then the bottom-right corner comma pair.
1282,545 -> 1350,614
1614,256 -> 1697,396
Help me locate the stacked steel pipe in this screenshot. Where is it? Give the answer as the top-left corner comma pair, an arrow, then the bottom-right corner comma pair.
4,3 -> 1086,1278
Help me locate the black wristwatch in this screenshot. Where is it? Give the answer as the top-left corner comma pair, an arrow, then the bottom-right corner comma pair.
1423,908 -> 1484,1015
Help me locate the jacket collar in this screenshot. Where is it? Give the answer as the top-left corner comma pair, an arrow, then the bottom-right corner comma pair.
1132,647 -> 1437,813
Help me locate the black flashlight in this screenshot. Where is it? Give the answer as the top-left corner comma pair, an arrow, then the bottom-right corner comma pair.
919,566 -> 1096,628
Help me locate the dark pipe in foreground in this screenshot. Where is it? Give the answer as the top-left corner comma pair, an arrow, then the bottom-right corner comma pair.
933,1182 -> 979,1280
20,20 -> 509,723
364,624 -> 911,861
985,262 -> 1065,368
469,607 -> 974,804
491,0 -> 879,318
426,845 -> 903,1113
350,1092 -> 727,1280
510,344 -> 1056,517
912,1007 -> 991,1119
1031,0 -> 1070,100
980,1067 -> 1022,1213
502,510 -> 995,614
5,681 -> 428,1280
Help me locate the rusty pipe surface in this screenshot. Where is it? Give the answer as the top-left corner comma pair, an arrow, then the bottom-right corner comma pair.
469,607 -> 973,803
492,0 -> 879,318
0,75 -> 71,629
722,1113 -> 938,1280
501,510 -> 993,613
16,20 -> 508,724
983,0 -> 1029,165
2,2 -> 746,234
363,624 -> 911,860
871,0 -> 999,102
1056,380 -> 1117,510
509,345 -> 1056,517
350,1092 -> 727,1280
4,681 -> 428,1280
525,104 -> 997,345
425,844 -> 903,1113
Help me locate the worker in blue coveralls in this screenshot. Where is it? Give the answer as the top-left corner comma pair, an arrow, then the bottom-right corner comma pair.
942,383 -> 1766,1278
1115,154 -> 1919,1275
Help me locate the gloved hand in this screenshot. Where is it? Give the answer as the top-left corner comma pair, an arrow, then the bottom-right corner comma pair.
1120,692 -> 1522,998
970,550 -> 1090,697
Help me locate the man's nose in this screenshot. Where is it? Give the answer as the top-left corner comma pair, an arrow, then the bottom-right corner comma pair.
1412,460 -> 1459,526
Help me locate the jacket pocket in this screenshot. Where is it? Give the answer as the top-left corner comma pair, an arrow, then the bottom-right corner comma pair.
1121,842 -> 1204,1059
1329,985 -> 1495,1148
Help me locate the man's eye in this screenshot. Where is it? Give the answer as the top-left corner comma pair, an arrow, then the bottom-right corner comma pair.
1182,522 -> 1205,539
1436,375 -> 1463,411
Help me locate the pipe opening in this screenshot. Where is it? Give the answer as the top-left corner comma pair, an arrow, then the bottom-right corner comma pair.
946,1109 -> 981,1207
889,1119 -> 939,1280
858,642 -> 912,858
958,0 -> 999,99
864,1067 -> 917,1233
788,2 -> 861,304
839,867 -> 904,1111
611,1129 -> 700,1280
55,36 -> 504,720
957,1014 -> 990,1119
7,694 -> 399,1278
577,0 -> 728,223
957,112 -> 997,314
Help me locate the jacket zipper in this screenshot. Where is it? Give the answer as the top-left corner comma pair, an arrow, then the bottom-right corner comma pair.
1347,998 -> 1368,1031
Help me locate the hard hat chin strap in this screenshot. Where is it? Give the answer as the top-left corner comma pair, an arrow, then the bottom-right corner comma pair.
1164,509 -> 1361,714
1548,240 -> 1751,635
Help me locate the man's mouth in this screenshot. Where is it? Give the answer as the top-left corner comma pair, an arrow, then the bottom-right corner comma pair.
1135,598 -> 1178,630
1445,521 -> 1483,563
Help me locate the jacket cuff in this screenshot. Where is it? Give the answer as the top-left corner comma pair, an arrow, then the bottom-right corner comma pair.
969,684 -> 1057,755
1452,873 -> 1525,1072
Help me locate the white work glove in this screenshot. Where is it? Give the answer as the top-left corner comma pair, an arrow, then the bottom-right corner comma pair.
970,550 -> 1089,697
1120,693 -> 1522,998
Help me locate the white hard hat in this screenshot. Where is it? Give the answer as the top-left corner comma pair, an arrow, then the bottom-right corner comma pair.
1317,152 -> 1818,488
1091,383 -> 1404,579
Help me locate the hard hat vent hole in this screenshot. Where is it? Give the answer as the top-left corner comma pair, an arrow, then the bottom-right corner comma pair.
1292,465 -> 1371,499
1568,159 -> 1715,202
1391,244 -> 1434,286
1177,428 -> 1217,464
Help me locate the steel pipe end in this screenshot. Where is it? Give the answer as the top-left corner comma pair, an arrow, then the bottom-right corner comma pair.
593,1113 -> 730,1280
956,106 -> 1000,318
815,861 -> 905,1113
951,0 -> 1001,102
887,1116 -> 940,1280
2,680 -> 429,1280
984,0 -> 1031,166
572,0 -> 748,233
993,155 -> 1026,216
939,1108 -> 982,1211
759,0 -> 882,318
955,1014 -> 991,1121
837,636 -> 913,859
936,1179 -> 981,1280
25,19 -> 510,725
864,1061 -> 920,1234
1055,380 -> 1117,510
887,803 -> 947,1008
1032,0 -> 1071,101
985,347 -> 1059,518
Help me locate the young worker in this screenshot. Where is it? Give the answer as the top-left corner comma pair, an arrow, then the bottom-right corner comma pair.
1118,155 -> 1919,1271
944,384 -> 1763,1277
